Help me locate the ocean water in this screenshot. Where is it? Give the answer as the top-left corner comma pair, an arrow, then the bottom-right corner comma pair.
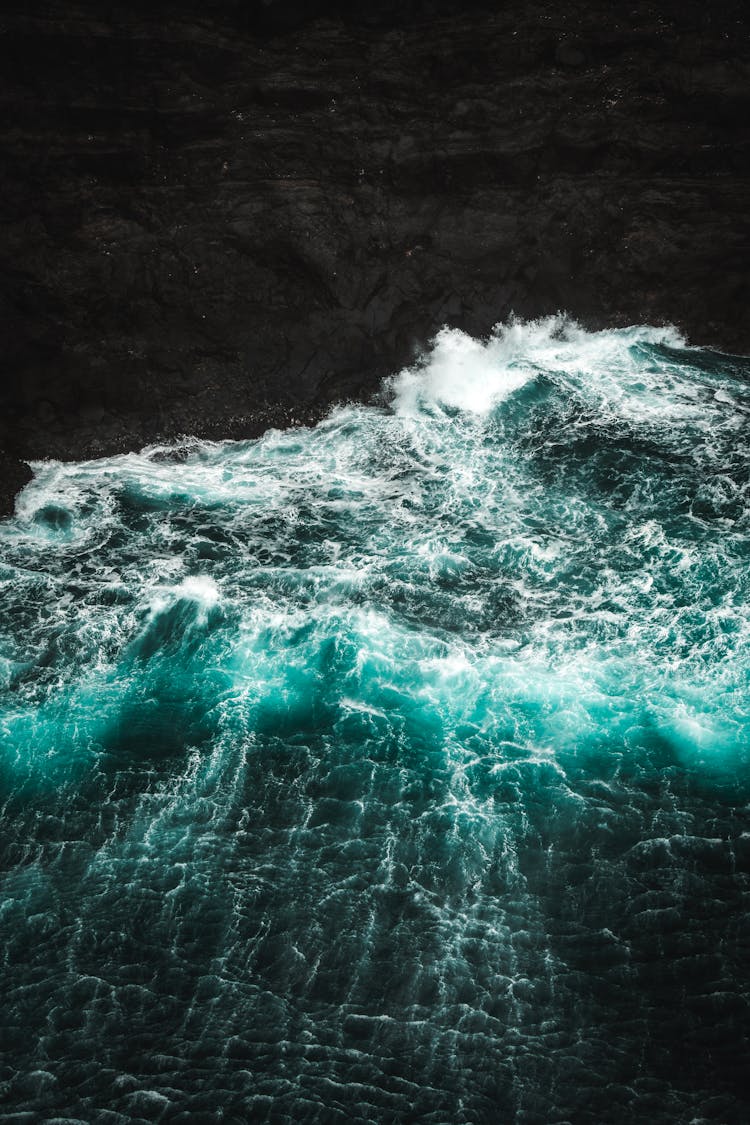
1,317 -> 749,1123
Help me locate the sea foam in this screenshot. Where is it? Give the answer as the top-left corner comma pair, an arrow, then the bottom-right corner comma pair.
1,318 -> 748,1123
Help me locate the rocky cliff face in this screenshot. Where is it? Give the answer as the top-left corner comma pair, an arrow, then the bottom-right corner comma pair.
1,0 -> 748,509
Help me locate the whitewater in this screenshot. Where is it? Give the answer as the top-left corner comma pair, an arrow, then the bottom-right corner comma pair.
1,317 -> 749,1122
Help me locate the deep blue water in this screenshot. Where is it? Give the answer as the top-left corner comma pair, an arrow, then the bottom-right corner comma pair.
1,318 -> 749,1123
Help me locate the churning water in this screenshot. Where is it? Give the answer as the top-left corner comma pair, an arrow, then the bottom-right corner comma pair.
1,317 -> 749,1123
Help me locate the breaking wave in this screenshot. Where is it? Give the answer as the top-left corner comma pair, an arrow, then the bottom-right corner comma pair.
1,317 -> 749,1122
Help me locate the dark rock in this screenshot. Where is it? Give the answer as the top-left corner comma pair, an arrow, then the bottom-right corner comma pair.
0,451 -> 32,518
555,39 -> 587,68
0,0 -> 748,515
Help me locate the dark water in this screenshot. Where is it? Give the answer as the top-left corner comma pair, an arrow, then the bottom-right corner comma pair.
1,319 -> 749,1123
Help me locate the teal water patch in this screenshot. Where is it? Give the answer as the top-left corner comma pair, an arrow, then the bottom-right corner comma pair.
1,317 -> 749,1122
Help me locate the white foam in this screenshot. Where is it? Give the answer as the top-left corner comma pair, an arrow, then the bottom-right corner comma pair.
385,315 -> 714,428
389,326 -> 534,416
175,575 -> 220,609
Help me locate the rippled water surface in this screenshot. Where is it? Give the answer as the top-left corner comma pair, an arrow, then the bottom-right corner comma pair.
1,319 -> 749,1122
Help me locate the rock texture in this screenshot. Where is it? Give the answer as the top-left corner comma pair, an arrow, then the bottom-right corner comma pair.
1,0 -> 749,512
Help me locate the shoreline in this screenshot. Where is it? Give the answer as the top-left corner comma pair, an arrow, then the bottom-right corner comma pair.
2,0 -> 748,513
3,310 -> 748,519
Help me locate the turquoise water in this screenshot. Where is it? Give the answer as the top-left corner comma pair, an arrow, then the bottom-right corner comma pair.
1,317 -> 749,1122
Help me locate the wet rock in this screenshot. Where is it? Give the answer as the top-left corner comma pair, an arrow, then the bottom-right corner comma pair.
0,452 -> 32,518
